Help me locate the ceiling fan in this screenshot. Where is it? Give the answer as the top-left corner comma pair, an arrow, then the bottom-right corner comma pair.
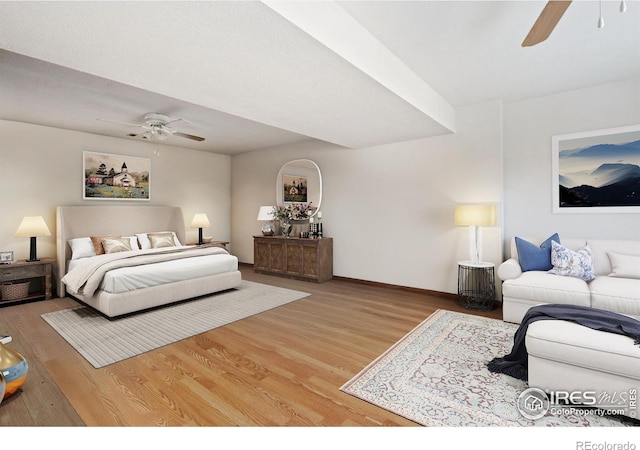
523,0 -> 628,47
98,113 -> 205,142
522,0 -> 573,47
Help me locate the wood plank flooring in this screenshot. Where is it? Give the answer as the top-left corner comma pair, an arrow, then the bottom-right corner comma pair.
0,265 -> 501,426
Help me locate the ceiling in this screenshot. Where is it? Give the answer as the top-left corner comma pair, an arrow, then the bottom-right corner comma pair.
0,1 -> 638,155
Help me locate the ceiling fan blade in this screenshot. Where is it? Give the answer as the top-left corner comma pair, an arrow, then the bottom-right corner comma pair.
522,0 -> 572,47
97,118 -> 146,128
163,117 -> 191,127
173,131 -> 205,142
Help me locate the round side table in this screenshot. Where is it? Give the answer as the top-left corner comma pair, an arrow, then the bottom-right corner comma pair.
457,261 -> 496,310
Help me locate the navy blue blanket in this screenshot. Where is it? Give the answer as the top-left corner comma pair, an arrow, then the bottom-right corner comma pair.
487,304 -> 640,381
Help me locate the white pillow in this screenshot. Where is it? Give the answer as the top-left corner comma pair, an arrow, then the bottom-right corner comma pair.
69,236 -> 138,260
608,252 -> 640,279
136,231 -> 181,249
68,237 -> 96,260
123,236 -> 140,250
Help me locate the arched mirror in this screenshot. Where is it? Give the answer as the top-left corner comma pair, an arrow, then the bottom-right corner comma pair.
276,159 -> 322,216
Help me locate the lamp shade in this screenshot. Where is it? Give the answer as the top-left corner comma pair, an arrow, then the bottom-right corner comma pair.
190,213 -> 211,228
15,216 -> 51,237
454,205 -> 496,227
257,206 -> 275,221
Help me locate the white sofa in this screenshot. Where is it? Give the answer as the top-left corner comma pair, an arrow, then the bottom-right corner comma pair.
498,237 -> 640,420
498,237 -> 640,324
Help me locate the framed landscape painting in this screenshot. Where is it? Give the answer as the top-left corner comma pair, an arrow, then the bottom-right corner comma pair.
283,174 -> 308,203
552,125 -> 640,213
83,151 -> 150,201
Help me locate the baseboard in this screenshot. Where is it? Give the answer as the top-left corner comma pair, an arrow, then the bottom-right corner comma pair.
239,262 -> 458,301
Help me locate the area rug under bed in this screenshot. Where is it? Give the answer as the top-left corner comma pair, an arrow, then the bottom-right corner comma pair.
340,309 -> 632,427
41,280 -> 309,368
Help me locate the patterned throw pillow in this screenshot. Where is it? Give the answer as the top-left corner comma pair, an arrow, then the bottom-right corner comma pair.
148,232 -> 176,248
90,235 -> 121,255
101,237 -> 133,254
548,241 -> 595,281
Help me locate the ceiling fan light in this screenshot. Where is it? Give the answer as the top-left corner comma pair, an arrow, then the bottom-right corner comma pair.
155,128 -> 169,141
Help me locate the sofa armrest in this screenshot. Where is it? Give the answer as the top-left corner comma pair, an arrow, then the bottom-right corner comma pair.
498,258 -> 522,281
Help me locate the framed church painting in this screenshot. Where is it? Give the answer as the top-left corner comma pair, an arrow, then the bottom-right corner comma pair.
83,151 -> 151,201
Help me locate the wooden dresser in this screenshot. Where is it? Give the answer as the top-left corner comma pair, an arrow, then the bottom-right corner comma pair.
253,236 -> 333,283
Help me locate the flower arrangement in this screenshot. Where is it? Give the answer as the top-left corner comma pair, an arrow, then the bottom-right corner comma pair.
272,203 -> 313,222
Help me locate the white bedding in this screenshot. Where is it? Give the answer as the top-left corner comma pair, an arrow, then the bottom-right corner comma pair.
63,245 -> 236,296
99,253 -> 236,293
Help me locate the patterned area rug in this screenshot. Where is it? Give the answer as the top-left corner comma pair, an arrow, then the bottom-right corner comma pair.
341,309 -> 631,427
41,280 -> 309,369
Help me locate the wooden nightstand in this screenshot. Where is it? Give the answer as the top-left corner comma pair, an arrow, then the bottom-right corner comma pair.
0,257 -> 55,306
188,240 -> 230,250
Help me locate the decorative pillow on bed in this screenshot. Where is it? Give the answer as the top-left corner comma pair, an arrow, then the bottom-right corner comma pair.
101,237 -> 133,254
136,231 -> 181,249
548,241 -> 595,281
148,232 -> 176,248
515,233 -> 560,272
68,237 -> 96,260
90,235 -> 121,255
608,252 -> 640,279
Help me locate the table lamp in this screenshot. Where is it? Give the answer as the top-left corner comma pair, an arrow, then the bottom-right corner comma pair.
454,204 -> 495,265
15,216 -> 51,262
190,213 -> 211,245
257,206 -> 275,236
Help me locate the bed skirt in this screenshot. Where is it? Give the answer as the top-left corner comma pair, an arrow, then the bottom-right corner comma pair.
67,270 -> 242,317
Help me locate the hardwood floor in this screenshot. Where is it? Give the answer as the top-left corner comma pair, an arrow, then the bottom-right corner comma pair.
0,265 -> 501,426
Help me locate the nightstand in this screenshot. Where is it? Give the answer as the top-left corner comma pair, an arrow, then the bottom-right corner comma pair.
457,261 -> 496,310
188,240 -> 230,250
0,257 -> 55,306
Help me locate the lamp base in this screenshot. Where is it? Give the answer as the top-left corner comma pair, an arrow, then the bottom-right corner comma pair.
27,236 -> 39,262
261,222 -> 275,236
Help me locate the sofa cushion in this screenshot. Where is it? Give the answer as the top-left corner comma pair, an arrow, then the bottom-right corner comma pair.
590,276 -> 640,319
526,320 -> 640,381
514,233 -> 560,272
502,271 -> 591,306
548,241 -> 595,281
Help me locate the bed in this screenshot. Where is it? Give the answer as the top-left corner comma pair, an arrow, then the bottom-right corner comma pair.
56,205 -> 242,317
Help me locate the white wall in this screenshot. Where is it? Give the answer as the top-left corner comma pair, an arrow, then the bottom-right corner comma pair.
0,120 -> 231,262
232,101 -> 503,295
502,77 -> 640,255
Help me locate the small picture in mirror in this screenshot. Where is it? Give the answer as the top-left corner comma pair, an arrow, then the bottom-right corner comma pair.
283,175 -> 308,202
0,251 -> 14,264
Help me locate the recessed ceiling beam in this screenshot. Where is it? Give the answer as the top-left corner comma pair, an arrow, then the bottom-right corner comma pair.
263,0 -> 456,133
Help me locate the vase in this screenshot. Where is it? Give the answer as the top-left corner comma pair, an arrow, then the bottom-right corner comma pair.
280,221 -> 292,237
0,371 -> 5,404
0,342 -> 28,399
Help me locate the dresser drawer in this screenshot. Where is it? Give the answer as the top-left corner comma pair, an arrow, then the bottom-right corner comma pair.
0,264 -> 45,282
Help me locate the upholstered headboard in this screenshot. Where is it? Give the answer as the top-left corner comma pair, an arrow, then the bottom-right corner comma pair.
56,205 -> 186,297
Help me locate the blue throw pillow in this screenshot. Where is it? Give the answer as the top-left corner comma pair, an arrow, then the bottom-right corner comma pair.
515,233 -> 561,272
